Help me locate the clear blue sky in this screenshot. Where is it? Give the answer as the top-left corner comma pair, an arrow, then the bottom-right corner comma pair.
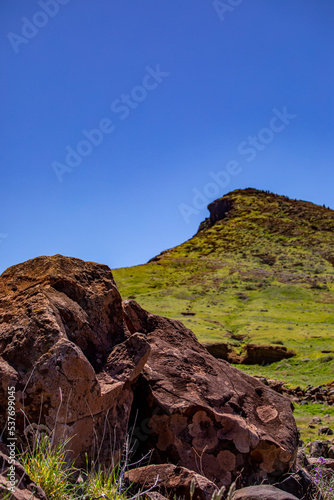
1,0 -> 333,274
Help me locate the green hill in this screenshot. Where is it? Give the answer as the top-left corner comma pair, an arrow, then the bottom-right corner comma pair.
113,188 -> 334,388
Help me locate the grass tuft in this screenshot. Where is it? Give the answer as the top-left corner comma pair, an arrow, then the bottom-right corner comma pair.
21,435 -> 77,499
17,432 -> 130,500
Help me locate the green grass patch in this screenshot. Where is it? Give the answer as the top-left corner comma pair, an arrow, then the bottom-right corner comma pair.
12,434 -> 130,500
293,403 -> 334,443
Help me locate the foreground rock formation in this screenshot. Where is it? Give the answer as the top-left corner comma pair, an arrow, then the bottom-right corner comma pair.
0,255 -> 299,494
0,255 -> 149,466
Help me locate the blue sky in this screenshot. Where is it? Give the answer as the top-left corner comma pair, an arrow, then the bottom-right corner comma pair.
1,0 -> 333,274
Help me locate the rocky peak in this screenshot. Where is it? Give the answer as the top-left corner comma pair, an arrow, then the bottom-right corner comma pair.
198,196 -> 234,232
197,187 -> 334,235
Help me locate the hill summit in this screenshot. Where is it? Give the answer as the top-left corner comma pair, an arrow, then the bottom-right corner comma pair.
198,188 -> 333,239
156,188 -> 334,266
113,188 -> 334,387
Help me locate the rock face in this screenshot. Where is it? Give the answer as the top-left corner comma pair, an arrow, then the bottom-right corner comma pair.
202,343 -> 296,365
0,255 -> 299,490
0,255 -> 150,465
239,344 -> 296,365
198,197 -> 234,232
308,457 -> 334,471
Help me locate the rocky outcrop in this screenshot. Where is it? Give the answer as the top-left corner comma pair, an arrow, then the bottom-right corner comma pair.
239,344 -> 296,365
0,256 -> 299,492
0,255 -> 150,466
285,381 -> 334,405
202,343 -> 296,365
125,464 -> 219,500
198,197 -> 234,232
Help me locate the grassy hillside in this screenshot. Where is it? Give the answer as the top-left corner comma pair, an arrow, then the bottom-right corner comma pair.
113,188 -> 334,388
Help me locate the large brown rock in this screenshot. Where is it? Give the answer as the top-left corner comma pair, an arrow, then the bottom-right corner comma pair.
125,464 -> 218,500
124,300 -> 299,489
0,255 -> 150,465
202,343 -> 296,365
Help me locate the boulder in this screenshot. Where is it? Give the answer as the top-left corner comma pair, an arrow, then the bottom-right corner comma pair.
308,440 -> 329,458
203,343 -> 297,366
125,464 -> 218,500
239,344 -> 296,365
318,426 -> 333,436
0,450 -> 47,499
310,416 -> 322,425
0,255 -> 150,466
232,485 -> 299,499
124,300 -> 298,489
